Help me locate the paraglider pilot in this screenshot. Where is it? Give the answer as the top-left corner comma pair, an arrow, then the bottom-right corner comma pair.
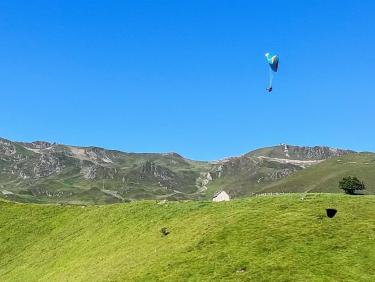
265,52 -> 279,92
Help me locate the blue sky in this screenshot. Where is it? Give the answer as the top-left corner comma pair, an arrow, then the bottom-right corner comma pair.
0,1 -> 374,160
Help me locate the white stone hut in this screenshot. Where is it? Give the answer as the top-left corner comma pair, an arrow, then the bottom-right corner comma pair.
212,191 -> 230,202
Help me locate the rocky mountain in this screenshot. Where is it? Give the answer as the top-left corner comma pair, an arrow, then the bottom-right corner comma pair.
0,137 -> 357,204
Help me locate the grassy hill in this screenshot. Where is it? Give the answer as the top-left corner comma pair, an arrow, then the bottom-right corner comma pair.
1,194 -> 374,281
261,153 -> 375,194
205,152 -> 375,198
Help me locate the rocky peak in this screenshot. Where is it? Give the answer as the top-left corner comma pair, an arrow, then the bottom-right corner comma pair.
29,141 -> 53,149
281,145 -> 354,160
247,144 -> 354,161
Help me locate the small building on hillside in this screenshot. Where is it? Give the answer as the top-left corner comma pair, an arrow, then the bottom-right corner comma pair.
212,191 -> 230,202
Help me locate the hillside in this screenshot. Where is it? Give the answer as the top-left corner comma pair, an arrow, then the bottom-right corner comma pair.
0,137 -> 209,203
0,137 -> 369,204
204,146 -> 357,198
260,153 -> 375,194
0,194 -> 374,281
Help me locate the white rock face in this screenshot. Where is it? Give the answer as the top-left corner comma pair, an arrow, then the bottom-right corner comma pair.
196,172 -> 213,192
69,146 -> 113,164
81,166 -> 97,180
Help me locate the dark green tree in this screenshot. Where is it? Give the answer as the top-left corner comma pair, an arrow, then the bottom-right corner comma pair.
339,176 -> 366,195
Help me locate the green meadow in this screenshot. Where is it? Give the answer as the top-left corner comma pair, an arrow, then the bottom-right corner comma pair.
1,194 -> 374,281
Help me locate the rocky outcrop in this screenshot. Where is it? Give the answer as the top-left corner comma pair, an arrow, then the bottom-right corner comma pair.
33,154 -> 63,177
0,139 -> 17,156
81,165 -> 97,180
248,144 -> 353,160
284,145 -> 352,160
196,172 -> 213,192
140,161 -> 177,188
27,141 -> 53,150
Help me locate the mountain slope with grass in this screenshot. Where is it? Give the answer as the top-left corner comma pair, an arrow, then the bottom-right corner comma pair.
0,137 -> 370,204
204,147 -> 359,197
0,194 -> 374,281
260,153 -> 375,194
0,137 -> 210,203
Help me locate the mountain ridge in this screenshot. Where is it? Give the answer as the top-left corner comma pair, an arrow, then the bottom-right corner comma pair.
0,136 -> 368,204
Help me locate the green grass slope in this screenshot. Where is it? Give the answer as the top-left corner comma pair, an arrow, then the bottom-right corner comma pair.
261,153 -> 375,194
1,194 -> 374,281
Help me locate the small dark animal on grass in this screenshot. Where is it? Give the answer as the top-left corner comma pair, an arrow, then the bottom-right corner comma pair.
326,208 -> 337,218
237,266 -> 247,273
160,227 -> 170,236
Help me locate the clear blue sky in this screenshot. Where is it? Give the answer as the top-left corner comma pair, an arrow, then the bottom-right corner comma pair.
1,1 -> 374,160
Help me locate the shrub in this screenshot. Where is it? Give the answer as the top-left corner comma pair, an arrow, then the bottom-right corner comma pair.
339,176 -> 365,195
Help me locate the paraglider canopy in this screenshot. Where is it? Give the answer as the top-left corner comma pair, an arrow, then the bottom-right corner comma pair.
265,52 -> 279,92
265,53 -> 279,72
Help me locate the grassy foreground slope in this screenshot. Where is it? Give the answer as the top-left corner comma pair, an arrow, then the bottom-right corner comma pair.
1,195 -> 374,281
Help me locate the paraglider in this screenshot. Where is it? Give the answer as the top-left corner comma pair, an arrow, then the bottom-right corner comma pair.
265,52 -> 279,92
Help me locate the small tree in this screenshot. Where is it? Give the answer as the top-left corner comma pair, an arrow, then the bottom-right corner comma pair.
339,176 -> 365,195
